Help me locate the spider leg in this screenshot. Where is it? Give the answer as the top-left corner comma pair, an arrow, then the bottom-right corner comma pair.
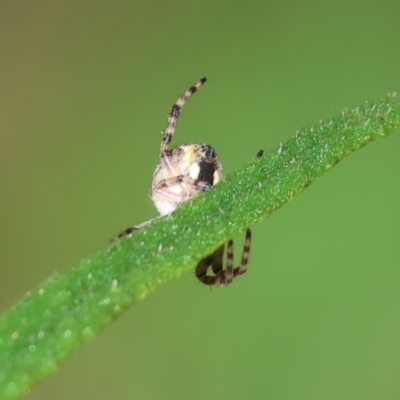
110,218 -> 155,242
195,230 -> 251,286
224,240 -> 234,284
195,245 -> 225,286
160,77 -> 207,154
195,250 -> 220,286
210,244 -> 224,275
161,152 -> 179,178
232,228 -> 252,278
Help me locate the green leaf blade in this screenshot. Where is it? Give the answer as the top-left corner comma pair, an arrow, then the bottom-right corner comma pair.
0,93 -> 399,400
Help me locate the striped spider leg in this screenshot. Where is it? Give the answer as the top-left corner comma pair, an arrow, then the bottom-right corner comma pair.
195,229 -> 252,285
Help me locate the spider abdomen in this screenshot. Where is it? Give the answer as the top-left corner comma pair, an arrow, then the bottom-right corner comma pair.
151,143 -> 223,216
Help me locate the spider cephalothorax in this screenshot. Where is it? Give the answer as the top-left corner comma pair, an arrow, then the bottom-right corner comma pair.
115,78 -> 256,286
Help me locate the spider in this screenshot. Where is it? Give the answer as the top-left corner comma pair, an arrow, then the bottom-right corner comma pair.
114,77 -> 261,286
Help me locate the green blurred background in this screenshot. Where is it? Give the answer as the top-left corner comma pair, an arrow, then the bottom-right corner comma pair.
1,1 -> 400,399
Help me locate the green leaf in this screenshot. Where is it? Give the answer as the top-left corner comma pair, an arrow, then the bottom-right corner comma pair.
0,93 -> 399,400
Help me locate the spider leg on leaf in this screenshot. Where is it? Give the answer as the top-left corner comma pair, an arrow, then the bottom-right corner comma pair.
195,229 -> 252,286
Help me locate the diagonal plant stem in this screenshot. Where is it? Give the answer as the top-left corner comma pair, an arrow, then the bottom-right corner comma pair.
0,93 -> 399,400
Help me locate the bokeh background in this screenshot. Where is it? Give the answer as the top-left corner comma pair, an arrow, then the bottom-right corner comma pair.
1,1 -> 400,399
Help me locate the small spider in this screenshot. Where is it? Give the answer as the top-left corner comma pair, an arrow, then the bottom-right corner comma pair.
114,78 -> 261,286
